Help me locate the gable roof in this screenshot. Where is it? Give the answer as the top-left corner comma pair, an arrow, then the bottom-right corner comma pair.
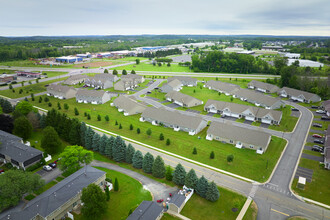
322,100 -> 330,113
168,76 -> 197,84
47,84 -> 76,93
165,91 -> 202,105
113,96 -> 146,114
121,74 -> 143,80
127,201 -> 163,220
207,121 -> 271,148
234,88 -> 283,107
205,80 -> 240,94
63,75 -> 87,84
161,79 -> 182,91
0,130 -> 43,163
279,87 -> 320,101
324,125 -> 330,161
248,80 -> 279,92
169,193 -> 186,208
76,89 -> 107,98
141,107 -> 206,130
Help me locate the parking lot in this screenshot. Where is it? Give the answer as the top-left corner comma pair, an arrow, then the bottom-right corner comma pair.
36,167 -> 62,183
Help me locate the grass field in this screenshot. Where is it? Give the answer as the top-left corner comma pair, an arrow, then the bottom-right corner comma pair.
73,167 -> 152,220
0,77 -> 68,99
180,187 -> 246,220
110,62 -> 192,72
0,60 -> 73,68
34,180 -> 57,195
291,158 -> 330,205
268,106 -> 299,132
0,69 -> 18,74
243,201 -> 258,220
30,95 -> 286,182
161,213 -> 181,220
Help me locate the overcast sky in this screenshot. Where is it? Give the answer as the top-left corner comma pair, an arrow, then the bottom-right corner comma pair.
0,0 -> 329,36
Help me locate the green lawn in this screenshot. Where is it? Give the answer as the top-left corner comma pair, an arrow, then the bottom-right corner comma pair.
0,77 -> 68,99
89,167 -> 152,220
181,187 -> 246,220
55,176 -> 65,182
291,158 -> 330,205
243,201 -> 258,220
110,62 -> 191,72
0,69 -> 18,74
24,194 -> 36,201
161,213 -> 181,220
34,180 -> 57,195
30,95 -> 287,182
0,60 -> 74,68
268,106 -> 299,132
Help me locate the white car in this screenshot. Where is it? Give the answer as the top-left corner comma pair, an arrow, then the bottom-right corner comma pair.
316,110 -> 326,114
43,165 -> 52,171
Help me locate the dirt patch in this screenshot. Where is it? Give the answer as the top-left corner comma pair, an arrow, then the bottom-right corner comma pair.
74,61 -> 113,68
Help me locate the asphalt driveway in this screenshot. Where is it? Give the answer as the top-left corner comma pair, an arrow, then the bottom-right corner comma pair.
36,167 -> 62,183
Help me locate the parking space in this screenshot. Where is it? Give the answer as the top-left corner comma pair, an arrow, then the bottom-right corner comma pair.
294,166 -> 313,182
307,135 -> 324,144
160,100 -> 170,104
206,112 -> 215,116
304,145 -> 312,151
167,103 -> 181,109
185,109 -> 200,114
243,120 -> 253,125
309,129 -> 325,134
301,153 -> 323,162
260,123 -> 270,128
146,96 -> 159,101
223,116 -> 237,121
36,167 -> 62,183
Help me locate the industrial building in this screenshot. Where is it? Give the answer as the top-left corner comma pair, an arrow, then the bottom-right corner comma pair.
55,56 -> 83,63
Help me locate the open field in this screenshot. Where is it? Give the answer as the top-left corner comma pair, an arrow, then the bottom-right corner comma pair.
291,158 -> 330,206
243,201 -> 258,220
74,61 -> 114,68
110,62 -> 192,72
180,187 -> 246,220
0,77 -> 68,99
30,95 -> 286,181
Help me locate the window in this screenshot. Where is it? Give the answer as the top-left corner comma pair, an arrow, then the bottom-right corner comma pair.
215,137 -> 219,140
230,140 -> 233,143
249,145 -> 254,148
73,202 -> 77,207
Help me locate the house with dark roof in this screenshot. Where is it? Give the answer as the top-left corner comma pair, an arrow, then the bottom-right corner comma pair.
321,100 -> 330,117
168,186 -> 194,214
160,79 -> 183,93
0,166 -> 106,220
324,125 -> 330,170
47,84 -> 77,99
127,201 -> 163,220
111,96 -> 147,116
206,121 -> 271,154
204,80 -> 240,96
76,89 -> 116,104
167,76 -> 197,87
247,80 -> 279,93
0,130 -> 43,170
204,100 -> 282,125
233,88 -> 285,109
277,87 -> 321,103
140,107 -> 207,135
165,91 -> 203,107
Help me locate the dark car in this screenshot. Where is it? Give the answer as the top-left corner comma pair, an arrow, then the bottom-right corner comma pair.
312,145 -> 323,152
313,123 -> 322,128
321,116 -> 330,120
0,169 -> 4,174
311,105 -> 319,109
314,139 -> 324,144
48,162 -> 57,168
291,108 -> 299,111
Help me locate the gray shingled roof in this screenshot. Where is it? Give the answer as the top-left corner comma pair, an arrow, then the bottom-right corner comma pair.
113,96 -> 146,114
0,130 -> 43,163
325,125 -> 330,161
205,80 -> 240,94
279,87 -> 320,101
63,75 -> 87,84
248,80 -> 279,93
141,107 -> 206,131
76,89 -> 106,98
168,76 -> 197,84
233,88 -> 283,107
47,84 -> 76,93
165,91 -> 202,105
127,201 -> 163,220
207,121 -> 271,148
1,166 -> 105,220
121,75 -> 143,80
169,193 -> 186,208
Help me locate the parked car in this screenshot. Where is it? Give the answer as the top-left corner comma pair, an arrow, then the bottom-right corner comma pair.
311,106 -> 319,109
312,145 -> 323,152
313,123 -> 322,128
316,110 -> 326,114
321,116 -> 330,120
314,139 -> 324,144
291,108 -> 299,111
157,199 -> 164,203
48,162 -> 57,168
312,134 -> 323,138
43,165 -> 52,171
0,169 -> 4,174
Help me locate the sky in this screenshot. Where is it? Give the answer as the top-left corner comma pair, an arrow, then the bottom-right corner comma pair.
0,0 -> 329,36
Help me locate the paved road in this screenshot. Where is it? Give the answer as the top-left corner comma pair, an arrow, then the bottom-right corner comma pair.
91,160 -> 178,201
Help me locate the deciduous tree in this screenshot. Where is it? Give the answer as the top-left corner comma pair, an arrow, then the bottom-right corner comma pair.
81,184 -> 107,220
59,145 -> 93,173
41,126 -> 62,154
13,116 -> 32,141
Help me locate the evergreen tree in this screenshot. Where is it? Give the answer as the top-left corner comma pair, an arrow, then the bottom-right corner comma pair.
80,122 -> 87,147
112,136 -> 126,162
40,114 -> 47,129
137,128 -> 140,134
159,133 -> 164,140
192,147 -> 197,154
13,116 -> 32,141
97,114 -> 101,121
105,115 -> 109,122
114,178 -> 119,191
38,96 -> 42,103
104,69 -> 109,73
105,186 -> 110,201
122,69 -> 127,75
166,138 -> 171,145
104,136 -> 114,158
165,165 -> 173,181
196,176 -> 208,198
99,134 -> 107,155
69,118 -> 81,145
74,107 -> 79,115
64,103 -> 69,110
57,102 -> 61,110
152,156 -> 166,178
210,151 -> 215,159
206,181 -> 220,202
146,128 -> 152,137
131,70 -> 136,74
85,127 -> 94,150
129,124 -> 133,130
0,98 -> 13,113
132,150 -> 143,169
92,133 -> 101,152
185,169 -> 198,189
87,114 -> 91,120
112,69 -> 118,75
41,126 -> 62,154
44,96 -> 49,102
173,164 -> 186,186
119,124 -> 122,129
115,120 -> 118,125
142,152 -> 154,174
227,154 -> 234,163
125,143 -> 135,164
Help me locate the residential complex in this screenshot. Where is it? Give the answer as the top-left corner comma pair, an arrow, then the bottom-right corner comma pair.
277,87 -> 321,103
47,84 -> 77,99
167,76 -> 197,87
165,91 -> 203,107
160,79 -> 182,93
204,80 -> 240,96
247,80 -> 280,93
76,90 -> 116,104
111,96 -> 147,116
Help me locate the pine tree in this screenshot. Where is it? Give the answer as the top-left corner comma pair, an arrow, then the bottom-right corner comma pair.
57,102 -> 61,110
185,169 -> 198,189
192,147 -> 197,154
114,178 -> 119,191
112,69 -> 118,75
99,134 -> 107,155
122,69 -> 127,75
69,118 -> 81,145
166,138 -> 171,145
142,152 -> 154,174
227,154 -> 234,163
97,114 -> 101,121
146,128 -> 152,137
152,156 -> 166,178
159,133 -> 164,140
115,120 -> 118,125
104,136 -> 114,158
173,164 -> 186,186
105,115 -> 109,122
80,122 -> 87,147
129,124 -> 133,130
119,124 -> 122,129
38,96 -> 42,103
165,165 -> 173,181
210,151 -> 215,159
92,133 -> 100,151
113,136 -> 126,162
74,107 -> 79,115
131,70 -> 136,74
64,103 -> 69,110
206,181 -> 220,202
196,176 -> 209,198
125,144 -> 135,164
87,114 -> 91,120
85,127 -> 94,150
40,114 -> 47,129
132,150 -> 143,169
137,128 -> 140,134
105,186 -> 110,201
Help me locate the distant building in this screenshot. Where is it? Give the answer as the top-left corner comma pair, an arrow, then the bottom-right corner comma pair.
76,90 -> 116,104
247,80 -> 280,93
283,53 -> 300,59
16,71 -> 41,78
76,53 -> 91,58
261,46 -> 283,51
0,74 -> 16,83
160,79 -> 183,93
55,56 -> 83,63
63,75 -> 87,85
237,50 -> 255,55
167,76 -> 197,87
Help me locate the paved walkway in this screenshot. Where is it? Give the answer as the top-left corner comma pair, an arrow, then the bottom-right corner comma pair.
91,160 -> 178,201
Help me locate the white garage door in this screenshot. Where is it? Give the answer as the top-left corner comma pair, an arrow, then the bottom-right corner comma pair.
231,113 -> 240,118
209,108 -> 217,113
261,118 -> 272,124
245,116 -> 255,121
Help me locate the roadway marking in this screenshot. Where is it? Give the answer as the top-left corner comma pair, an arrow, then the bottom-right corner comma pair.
271,208 -> 289,217
296,205 -> 314,214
